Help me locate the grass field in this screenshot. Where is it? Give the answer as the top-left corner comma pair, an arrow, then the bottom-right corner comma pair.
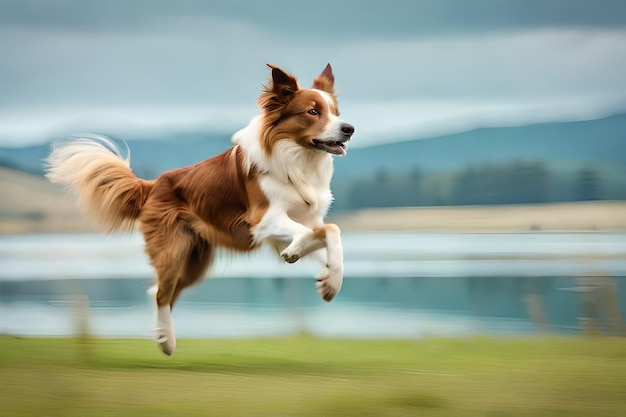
1,336 -> 626,416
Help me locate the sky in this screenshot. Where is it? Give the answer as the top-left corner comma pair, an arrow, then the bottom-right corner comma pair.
1,0 -> 626,147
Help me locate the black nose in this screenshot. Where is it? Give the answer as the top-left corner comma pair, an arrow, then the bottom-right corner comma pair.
341,123 -> 355,138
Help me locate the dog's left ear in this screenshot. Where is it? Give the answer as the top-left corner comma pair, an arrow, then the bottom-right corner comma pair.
267,63 -> 299,100
312,63 -> 335,94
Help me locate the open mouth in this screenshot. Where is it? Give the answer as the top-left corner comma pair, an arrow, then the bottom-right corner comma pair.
312,139 -> 349,156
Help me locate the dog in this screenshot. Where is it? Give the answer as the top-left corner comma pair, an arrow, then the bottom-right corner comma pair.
46,64 -> 355,356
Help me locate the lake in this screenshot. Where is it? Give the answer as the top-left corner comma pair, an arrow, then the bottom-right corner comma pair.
1,232 -> 625,338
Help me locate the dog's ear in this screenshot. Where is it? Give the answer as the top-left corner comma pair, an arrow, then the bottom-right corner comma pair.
312,63 -> 335,94
266,63 -> 299,99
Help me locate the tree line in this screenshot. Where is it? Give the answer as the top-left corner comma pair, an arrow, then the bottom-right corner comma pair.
341,161 -> 612,210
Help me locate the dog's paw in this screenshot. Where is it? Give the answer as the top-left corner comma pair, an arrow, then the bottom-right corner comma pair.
280,249 -> 300,264
154,305 -> 176,356
154,327 -> 176,356
316,266 -> 343,302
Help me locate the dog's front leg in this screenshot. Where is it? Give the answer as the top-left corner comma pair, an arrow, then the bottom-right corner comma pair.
254,213 -> 343,301
307,227 -> 343,301
281,223 -> 340,261
282,223 -> 343,302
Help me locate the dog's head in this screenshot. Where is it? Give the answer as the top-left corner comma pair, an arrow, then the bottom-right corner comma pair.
257,63 -> 354,157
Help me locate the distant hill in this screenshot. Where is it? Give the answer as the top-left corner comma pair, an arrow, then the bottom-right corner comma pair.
0,131 -> 233,178
330,113 -> 626,209
1,113 -> 625,180
333,113 -> 626,177
0,167 -> 94,233
1,113 -> 625,211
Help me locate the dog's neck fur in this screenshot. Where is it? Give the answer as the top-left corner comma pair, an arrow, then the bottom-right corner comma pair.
232,115 -> 334,213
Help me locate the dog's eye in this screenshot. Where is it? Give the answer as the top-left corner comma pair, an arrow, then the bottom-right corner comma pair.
307,109 -> 320,116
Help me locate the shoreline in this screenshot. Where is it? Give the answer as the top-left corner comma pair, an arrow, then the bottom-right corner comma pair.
329,201 -> 626,233
1,201 -> 625,234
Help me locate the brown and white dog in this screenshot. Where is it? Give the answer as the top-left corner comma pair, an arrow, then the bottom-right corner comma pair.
46,64 -> 354,355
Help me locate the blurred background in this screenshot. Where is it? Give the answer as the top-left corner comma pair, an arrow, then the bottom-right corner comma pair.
1,0 -> 626,339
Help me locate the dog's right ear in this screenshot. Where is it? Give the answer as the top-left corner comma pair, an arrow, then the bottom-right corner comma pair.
312,63 -> 335,94
266,63 -> 299,100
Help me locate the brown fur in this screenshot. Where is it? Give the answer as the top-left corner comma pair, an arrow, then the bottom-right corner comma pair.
138,145 -> 269,306
47,137 -> 271,309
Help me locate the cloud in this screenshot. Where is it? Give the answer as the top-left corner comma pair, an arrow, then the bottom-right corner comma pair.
2,0 -> 625,38
0,104 -> 256,144
342,93 -> 626,147
0,1 -> 625,146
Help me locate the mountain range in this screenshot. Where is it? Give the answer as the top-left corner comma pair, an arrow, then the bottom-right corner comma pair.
1,113 -> 625,181
333,113 -> 626,177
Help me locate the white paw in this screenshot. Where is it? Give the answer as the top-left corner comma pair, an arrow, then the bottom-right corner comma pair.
147,284 -> 157,298
280,248 -> 300,263
154,305 -> 176,356
153,326 -> 176,356
316,265 -> 343,302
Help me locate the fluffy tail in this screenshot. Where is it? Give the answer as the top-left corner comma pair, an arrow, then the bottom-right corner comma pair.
45,135 -> 154,232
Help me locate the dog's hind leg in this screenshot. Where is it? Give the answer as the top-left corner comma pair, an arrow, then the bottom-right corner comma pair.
144,221 -> 203,356
170,237 -> 214,308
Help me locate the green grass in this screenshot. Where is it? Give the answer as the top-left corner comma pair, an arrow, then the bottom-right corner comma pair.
1,335 -> 626,416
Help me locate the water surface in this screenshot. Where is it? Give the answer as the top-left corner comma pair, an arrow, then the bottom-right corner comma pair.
1,232 -> 624,338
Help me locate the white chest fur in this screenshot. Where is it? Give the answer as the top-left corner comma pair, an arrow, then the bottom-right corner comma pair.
232,116 -> 335,226
259,169 -> 333,227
